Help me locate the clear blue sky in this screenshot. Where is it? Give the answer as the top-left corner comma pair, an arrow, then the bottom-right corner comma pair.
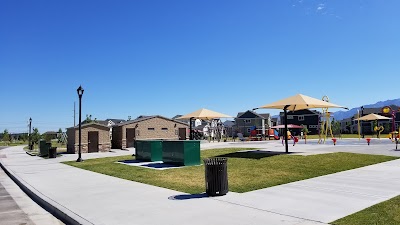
1,0 -> 400,133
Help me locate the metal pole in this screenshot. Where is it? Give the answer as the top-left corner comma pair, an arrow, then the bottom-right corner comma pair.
29,119 -> 31,149
284,105 -> 289,153
357,110 -> 360,141
361,107 -> 364,138
392,110 -> 395,133
74,102 -> 76,127
77,95 -> 83,162
189,117 -> 193,140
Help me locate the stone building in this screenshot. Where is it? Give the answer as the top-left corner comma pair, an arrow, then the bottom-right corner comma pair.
67,123 -> 111,154
112,115 -> 189,149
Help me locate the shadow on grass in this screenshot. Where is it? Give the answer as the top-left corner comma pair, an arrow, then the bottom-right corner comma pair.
118,159 -> 143,163
216,150 -> 295,160
168,193 -> 209,200
141,163 -> 181,169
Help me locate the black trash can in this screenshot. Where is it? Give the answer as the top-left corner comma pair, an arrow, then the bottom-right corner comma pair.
203,158 -> 228,196
48,147 -> 57,158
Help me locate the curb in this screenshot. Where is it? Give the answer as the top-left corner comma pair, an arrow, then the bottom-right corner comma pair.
0,161 -> 93,225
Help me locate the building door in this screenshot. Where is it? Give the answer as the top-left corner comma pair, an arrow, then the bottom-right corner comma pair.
126,128 -> 136,148
178,128 -> 186,140
88,131 -> 99,153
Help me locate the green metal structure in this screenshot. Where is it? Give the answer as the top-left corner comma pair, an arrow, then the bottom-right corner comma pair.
162,140 -> 200,166
135,140 -> 163,162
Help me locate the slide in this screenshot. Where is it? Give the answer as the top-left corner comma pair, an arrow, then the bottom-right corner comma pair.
274,130 -> 279,140
268,129 -> 280,140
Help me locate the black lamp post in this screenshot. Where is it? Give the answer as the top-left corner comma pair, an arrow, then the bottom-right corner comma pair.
361,106 -> 364,138
29,117 -> 32,150
76,85 -> 84,162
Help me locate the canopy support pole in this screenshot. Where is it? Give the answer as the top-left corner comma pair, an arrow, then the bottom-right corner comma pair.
284,105 -> 289,153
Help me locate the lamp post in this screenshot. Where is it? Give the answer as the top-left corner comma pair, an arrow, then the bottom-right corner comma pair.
76,85 -> 84,162
361,106 -> 364,138
29,117 -> 32,150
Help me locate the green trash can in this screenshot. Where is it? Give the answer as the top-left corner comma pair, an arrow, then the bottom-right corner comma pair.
162,140 -> 200,166
135,140 -> 163,161
49,147 -> 57,158
39,140 -> 51,157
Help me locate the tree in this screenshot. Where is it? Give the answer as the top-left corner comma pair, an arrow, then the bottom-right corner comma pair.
2,129 -> 10,144
384,123 -> 390,134
331,120 -> 341,137
301,124 -> 309,144
85,114 -> 92,123
31,128 -> 41,145
19,133 -> 28,142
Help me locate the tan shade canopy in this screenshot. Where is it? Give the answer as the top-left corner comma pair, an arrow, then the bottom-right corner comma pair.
259,94 -> 347,111
355,113 -> 391,121
177,108 -> 233,120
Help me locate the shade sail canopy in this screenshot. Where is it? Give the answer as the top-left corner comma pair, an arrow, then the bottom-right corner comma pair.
355,113 -> 391,121
271,124 -> 304,129
259,94 -> 347,111
177,108 -> 233,120
257,94 -> 347,153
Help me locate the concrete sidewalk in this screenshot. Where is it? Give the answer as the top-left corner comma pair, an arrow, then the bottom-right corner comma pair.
0,146 -> 326,225
1,144 -> 400,224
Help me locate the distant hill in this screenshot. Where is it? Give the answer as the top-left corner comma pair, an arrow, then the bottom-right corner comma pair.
333,98 -> 400,121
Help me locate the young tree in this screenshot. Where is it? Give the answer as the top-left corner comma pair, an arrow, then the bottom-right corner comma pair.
31,128 -> 41,145
18,133 -> 27,142
331,120 -> 341,137
2,129 -> 10,144
384,123 -> 390,134
301,125 -> 309,144
85,114 -> 92,123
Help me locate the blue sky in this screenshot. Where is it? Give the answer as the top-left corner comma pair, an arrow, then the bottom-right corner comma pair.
1,0 -> 400,133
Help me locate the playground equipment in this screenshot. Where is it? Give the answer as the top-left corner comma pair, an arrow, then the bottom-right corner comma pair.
268,129 -> 280,140
332,138 -> 337,145
282,130 -> 298,146
366,138 -> 371,145
318,96 -> 334,144
203,119 -> 226,142
374,125 -> 384,139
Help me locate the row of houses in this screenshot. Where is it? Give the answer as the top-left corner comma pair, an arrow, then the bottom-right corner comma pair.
340,105 -> 400,134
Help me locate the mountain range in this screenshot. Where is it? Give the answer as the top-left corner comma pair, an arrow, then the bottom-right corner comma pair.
332,98 -> 400,121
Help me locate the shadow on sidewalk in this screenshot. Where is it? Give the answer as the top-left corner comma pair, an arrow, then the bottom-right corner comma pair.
168,193 -> 209,200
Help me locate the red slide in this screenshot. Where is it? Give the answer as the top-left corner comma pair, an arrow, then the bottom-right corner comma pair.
268,129 -> 280,140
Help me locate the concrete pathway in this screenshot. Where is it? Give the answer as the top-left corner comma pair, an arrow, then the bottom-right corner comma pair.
0,163 -> 63,225
1,141 -> 400,225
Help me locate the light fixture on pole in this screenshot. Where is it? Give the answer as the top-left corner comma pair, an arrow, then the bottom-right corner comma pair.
76,85 -> 84,162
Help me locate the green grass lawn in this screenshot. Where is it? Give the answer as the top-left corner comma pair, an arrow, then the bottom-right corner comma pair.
63,148 -> 397,194
332,195 -> 400,225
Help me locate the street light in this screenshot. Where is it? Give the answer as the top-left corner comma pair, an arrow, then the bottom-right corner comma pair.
29,117 -> 32,150
361,106 -> 364,138
76,85 -> 84,162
